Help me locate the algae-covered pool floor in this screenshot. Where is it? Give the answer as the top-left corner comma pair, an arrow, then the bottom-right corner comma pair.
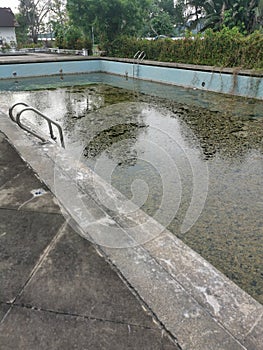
0,81 -> 262,304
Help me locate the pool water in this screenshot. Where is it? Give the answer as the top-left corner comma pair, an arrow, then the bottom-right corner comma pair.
0,74 -> 262,303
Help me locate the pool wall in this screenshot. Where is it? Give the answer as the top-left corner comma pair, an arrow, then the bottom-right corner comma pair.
0,60 -> 101,79
0,56 -> 262,99
101,59 -> 263,99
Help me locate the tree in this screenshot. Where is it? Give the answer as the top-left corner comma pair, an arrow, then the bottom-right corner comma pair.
141,0 -> 176,37
18,0 -> 51,43
174,0 -> 187,26
200,0 -> 231,31
158,0 -> 176,17
67,0 -> 150,43
47,0 -> 67,33
174,0 -> 263,34
16,12 -> 29,45
202,0 -> 262,33
151,11 -> 174,35
173,0 -> 204,30
49,0 -> 67,25
46,0 -> 68,44
257,0 -> 263,29
57,25 -> 91,49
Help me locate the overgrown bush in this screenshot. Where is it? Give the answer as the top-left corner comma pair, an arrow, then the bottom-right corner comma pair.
106,28 -> 263,70
15,41 -> 46,50
55,25 -> 93,53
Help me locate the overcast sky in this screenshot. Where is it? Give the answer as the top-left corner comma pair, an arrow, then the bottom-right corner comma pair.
0,0 -> 19,13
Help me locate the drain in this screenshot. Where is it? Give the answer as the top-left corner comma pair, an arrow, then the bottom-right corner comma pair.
30,188 -> 47,197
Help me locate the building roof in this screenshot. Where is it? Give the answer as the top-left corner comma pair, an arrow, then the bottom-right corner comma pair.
0,7 -> 17,27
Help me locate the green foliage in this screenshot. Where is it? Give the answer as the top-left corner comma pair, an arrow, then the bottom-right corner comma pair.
107,28 -> 263,70
64,26 -> 83,49
141,0 -> 175,37
15,41 -> 44,50
54,24 -> 92,51
174,0 -> 263,34
150,12 -> 174,36
67,0 -> 150,43
206,0 -> 262,33
15,12 -> 29,46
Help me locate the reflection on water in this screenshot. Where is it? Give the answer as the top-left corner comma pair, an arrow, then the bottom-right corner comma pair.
0,80 -> 262,303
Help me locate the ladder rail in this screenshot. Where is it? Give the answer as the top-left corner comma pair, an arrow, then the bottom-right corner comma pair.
133,50 -> 146,61
133,51 -> 146,79
9,102 -> 29,122
9,103 -> 65,148
138,51 -> 146,61
133,50 -> 141,60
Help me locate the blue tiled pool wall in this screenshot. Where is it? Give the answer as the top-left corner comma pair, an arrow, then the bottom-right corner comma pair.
101,60 -> 263,99
0,60 -> 101,79
0,59 -> 262,99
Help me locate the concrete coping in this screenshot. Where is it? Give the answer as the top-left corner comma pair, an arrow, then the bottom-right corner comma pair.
0,111 -> 262,350
0,53 -> 262,78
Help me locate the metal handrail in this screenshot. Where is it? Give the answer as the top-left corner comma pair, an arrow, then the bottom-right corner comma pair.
133,51 -> 146,78
9,103 -> 65,148
9,102 -> 29,122
133,50 -> 146,61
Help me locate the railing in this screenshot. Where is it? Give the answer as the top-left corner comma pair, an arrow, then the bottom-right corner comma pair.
48,48 -> 89,56
6,47 -> 89,56
9,102 -> 65,148
133,51 -> 146,78
133,50 -> 146,62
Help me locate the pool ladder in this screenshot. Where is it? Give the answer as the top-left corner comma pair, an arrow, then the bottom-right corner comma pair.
133,51 -> 146,78
9,102 -> 65,148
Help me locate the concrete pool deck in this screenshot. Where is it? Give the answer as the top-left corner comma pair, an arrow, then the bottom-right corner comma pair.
0,130 -> 179,350
0,103 -> 262,350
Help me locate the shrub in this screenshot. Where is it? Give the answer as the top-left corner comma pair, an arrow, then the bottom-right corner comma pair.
106,29 -> 263,70
55,25 -> 93,54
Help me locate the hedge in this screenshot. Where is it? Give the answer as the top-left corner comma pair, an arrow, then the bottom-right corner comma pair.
105,28 -> 263,70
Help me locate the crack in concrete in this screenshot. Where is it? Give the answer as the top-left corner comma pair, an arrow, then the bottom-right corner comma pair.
244,311 -> 262,339
12,220 -> 67,305
0,206 -> 62,215
10,302 -> 159,331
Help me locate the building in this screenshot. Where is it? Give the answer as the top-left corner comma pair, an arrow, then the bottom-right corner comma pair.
0,7 -> 17,47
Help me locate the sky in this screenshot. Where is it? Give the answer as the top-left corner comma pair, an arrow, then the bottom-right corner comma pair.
0,0 -> 19,13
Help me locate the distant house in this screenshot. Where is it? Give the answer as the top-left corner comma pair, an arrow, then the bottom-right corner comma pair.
0,7 -> 17,46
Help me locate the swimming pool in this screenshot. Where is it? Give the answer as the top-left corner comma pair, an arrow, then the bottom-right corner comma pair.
1,73 -> 262,304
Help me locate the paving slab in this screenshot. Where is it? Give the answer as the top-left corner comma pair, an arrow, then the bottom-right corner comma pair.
17,224 -> 157,328
0,303 -> 10,322
0,208 -> 64,303
0,306 -> 176,350
0,167 -> 60,213
0,136 -> 27,187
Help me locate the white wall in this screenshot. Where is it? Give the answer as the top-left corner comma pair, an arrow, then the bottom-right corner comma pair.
0,27 -> 17,45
